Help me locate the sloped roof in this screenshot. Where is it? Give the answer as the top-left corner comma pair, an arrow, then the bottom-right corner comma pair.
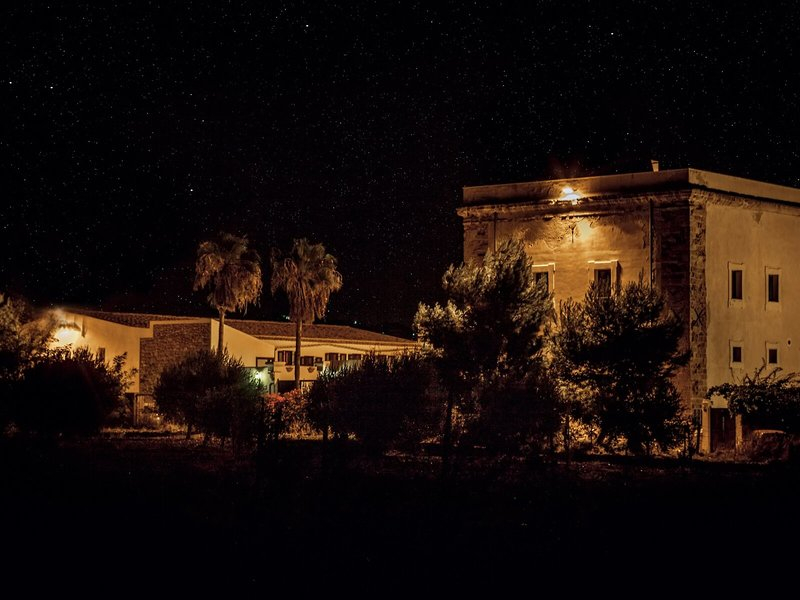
63,308 -> 416,345
226,319 -> 416,345
64,309 -> 203,328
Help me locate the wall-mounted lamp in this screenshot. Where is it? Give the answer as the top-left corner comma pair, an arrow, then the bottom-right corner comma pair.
560,186 -> 580,205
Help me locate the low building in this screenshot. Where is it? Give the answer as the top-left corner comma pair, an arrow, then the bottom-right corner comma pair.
51,308 -> 419,422
458,167 -> 800,454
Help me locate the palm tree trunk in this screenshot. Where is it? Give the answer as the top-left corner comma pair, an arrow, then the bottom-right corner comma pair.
294,319 -> 302,390
218,309 -> 225,352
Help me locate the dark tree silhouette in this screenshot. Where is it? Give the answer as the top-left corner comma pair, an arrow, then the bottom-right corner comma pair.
552,280 -> 688,455
414,238 -> 554,471
193,232 -> 263,352
270,238 -> 342,390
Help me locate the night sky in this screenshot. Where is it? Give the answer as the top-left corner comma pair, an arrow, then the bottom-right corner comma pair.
4,1 -> 800,336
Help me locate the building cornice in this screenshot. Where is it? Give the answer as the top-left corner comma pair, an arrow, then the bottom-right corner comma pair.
461,168 -> 800,209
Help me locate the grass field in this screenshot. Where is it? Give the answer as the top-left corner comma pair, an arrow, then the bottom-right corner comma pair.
1,432 -> 798,595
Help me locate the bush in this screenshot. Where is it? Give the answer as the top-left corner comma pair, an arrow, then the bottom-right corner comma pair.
469,369 -> 562,457
154,349 -> 263,448
708,364 -> 800,434
307,353 -> 440,453
13,347 -> 133,437
262,388 -> 311,441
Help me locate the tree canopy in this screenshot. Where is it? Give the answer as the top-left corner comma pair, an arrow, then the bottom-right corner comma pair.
194,232 -> 263,352
270,238 -> 342,389
552,280 -> 688,455
413,238 -> 556,463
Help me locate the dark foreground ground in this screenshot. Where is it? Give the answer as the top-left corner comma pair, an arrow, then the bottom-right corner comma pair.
2,433 -> 799,595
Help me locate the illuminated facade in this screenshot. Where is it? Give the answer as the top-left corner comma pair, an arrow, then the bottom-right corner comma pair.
52,309 -> 419,421
458,168 -> 800,454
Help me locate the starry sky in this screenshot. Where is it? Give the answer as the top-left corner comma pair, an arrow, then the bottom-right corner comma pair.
3,1 -> 800,336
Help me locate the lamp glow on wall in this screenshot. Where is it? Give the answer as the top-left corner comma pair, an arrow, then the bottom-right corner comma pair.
560,186 -> 580,205
53,323 -> 81,346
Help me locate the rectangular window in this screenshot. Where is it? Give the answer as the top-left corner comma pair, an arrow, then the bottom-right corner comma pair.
768,347 -> 779,365
348,354 -> 362,361
588,260 -> 618,297
594,268 -> 612,297
299,356 -> 315,366
255,357 -> 274,367
324,353 -> 338,362
731,269 -> 743,300
768,274 -> 779,302
533,263 -> 555,293
277,350 -> 294,365
731,346 -> 742,364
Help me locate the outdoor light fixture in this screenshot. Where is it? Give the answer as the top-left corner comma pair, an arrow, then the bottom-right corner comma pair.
560,186 -> 580,204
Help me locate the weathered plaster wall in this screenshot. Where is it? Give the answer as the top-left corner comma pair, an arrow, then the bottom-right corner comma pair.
704,193 -> 800,405
55,312 -> 149,394
214,321 -> 275,366
461,192 -> 694,408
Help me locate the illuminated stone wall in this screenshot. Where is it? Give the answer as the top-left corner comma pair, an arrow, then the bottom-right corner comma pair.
460,190 -> 694,409
139,322 -> 212,395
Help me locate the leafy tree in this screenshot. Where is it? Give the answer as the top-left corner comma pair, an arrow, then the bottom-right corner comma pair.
708,364 -> 800,434
1,294 -> 60,429
194,232 -> 263,352
270,238 -> 343,390
0,293 -> 57,381
306,353 -> 439,454
470,368 -> 562,457
154,349 -> 263,449
13,347 -> 134,437
413,238 -> 555,466
552,280 -> 688,455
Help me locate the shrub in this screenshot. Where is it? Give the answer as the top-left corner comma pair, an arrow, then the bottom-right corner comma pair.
13,347 -> 133,437
154,349 -> 263,448
307,353 -> 439,453
262,388 -> 311,441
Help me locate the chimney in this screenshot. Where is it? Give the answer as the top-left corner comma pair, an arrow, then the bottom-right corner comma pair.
651,159 -> 659,172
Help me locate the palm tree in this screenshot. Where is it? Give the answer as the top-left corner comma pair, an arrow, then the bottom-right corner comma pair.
270,238 -> 343,390
194,232 -> 263,352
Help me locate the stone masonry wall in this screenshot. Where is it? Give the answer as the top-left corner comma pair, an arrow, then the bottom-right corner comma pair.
688,193 -> 708,410
139,322 -> 211,396
652,196 -> 692,408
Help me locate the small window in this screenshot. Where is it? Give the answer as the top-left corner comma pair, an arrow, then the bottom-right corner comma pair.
533,263 -> 555,294
768,347 -> 778,365
594,268 -> 612,297
731,346 -> 742,364
768,273 -> 780,303
731,269 -> 743,300
277,350 -> 294,365
299,356 -> 315,366
535,271 -> 549,290
348,353 -> 362,361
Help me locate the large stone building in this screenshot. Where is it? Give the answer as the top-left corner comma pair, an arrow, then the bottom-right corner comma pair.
51,309 -> 419,422
458,167 -> 800,454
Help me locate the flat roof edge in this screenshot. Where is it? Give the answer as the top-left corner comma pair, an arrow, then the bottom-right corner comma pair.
462,168 -> 800,205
